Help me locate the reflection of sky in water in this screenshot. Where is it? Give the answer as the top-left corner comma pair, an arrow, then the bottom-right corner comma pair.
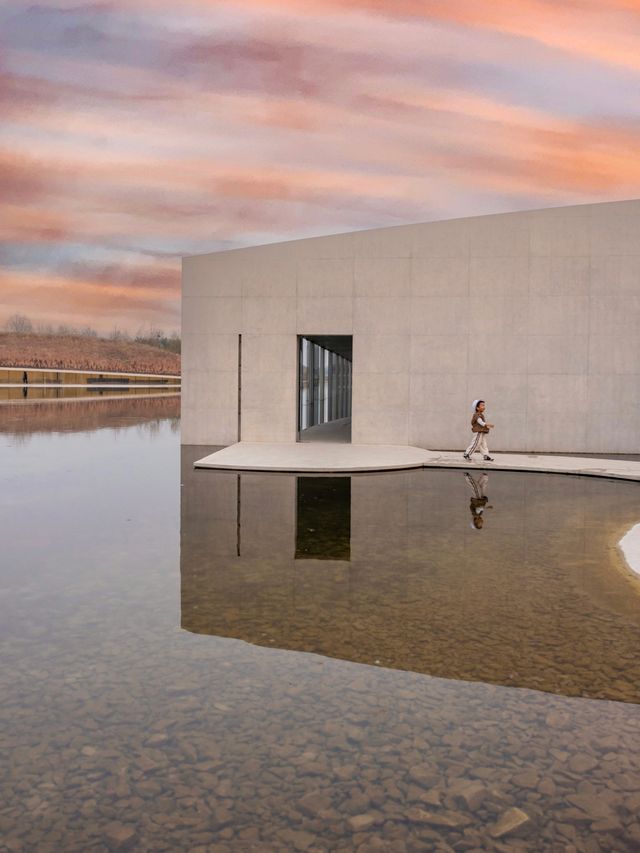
1,401 -> 640,851
619,523 -> 640,578
0,413 -> 179,614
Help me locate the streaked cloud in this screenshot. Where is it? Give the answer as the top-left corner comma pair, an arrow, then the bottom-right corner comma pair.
1,0 -> 639,331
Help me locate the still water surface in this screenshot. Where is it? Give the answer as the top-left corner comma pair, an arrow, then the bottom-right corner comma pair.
1,396 -> 640,852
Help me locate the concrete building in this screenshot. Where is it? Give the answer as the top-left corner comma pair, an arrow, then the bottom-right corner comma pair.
182,199 -> 640,453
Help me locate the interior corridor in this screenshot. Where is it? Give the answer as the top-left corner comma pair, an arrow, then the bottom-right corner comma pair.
298,335 -> 352,443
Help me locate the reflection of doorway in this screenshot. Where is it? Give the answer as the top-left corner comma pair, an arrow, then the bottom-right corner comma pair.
297,335 -> 352,443
295,476 -> 351,560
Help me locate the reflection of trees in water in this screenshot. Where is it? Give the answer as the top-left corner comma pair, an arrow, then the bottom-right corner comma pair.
139,419 -> 161,438
9,432 -> 34,446
131,417 -> 180,440
0,394 -> 180,439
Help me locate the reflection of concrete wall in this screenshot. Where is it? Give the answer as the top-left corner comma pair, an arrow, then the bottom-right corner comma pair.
182,199 -> 640,452
180,461 -> 640,701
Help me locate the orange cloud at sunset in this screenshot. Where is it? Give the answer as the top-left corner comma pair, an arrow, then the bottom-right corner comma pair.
195,0 -> 640,72
0,265 -> 179,335
1,0 -> 640,331
117,0 -> 640,72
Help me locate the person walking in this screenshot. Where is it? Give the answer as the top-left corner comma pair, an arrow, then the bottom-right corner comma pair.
463,399 -> 494,462
464,472 -> 493,529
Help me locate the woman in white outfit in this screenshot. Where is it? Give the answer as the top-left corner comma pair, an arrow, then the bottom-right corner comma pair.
463,399 -> 494,462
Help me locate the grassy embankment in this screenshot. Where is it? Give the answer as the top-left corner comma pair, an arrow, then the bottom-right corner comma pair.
0,333 -> 181,375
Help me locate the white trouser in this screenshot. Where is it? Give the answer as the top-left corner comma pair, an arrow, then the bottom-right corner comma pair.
465,472 -> 488,496
465,431 -> 489,457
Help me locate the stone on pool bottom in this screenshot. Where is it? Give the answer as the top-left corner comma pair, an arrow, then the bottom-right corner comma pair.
2,402 -> 640,852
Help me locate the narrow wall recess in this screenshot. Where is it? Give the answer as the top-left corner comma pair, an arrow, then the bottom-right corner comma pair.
237,334 -> 242,442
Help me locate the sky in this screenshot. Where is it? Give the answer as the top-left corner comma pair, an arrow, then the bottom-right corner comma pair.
1,0 -> 640,335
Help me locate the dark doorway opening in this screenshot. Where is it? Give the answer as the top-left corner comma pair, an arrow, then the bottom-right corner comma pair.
295,476 -> 351,560
297,335 -> 352,443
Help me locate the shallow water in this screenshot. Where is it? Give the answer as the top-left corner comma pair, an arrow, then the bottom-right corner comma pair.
1,397 -> 640,852
0,385 -> 180,403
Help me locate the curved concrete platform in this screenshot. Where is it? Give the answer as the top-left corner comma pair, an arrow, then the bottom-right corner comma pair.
195,442 -> 432,473
194,442 -> 640,481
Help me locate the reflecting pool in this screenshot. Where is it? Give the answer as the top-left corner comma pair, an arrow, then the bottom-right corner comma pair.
1,397 -> 640,852
182,464 -> 640,705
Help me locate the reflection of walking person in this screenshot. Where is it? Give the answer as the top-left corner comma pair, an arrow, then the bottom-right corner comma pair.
463,399 -> 494,462
465,472 -> 493,529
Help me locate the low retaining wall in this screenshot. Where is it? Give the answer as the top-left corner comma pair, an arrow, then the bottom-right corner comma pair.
0,366 -> 181,385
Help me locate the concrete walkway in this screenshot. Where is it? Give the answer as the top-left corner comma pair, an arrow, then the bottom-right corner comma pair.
299,417 -> 352,443
194,442 -> 640,482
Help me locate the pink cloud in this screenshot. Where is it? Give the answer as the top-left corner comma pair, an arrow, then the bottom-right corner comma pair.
200,0 -> 640,73
2,0 -> 640,331
0,267 -> 179,335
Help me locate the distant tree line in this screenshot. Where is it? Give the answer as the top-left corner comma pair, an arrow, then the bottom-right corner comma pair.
4,314 -> 181,354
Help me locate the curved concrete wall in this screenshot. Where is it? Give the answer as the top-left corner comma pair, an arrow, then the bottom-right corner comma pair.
182,199 -> 640,453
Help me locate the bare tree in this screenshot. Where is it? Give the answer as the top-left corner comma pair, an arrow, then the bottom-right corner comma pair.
109,326 -> 130,341
5,314 -> 33,333
135,324 -> 163,344
168,330 -> 181,354
134,325 -> 180,353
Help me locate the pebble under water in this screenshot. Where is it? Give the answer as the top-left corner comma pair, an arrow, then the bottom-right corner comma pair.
1,396 -> 640,852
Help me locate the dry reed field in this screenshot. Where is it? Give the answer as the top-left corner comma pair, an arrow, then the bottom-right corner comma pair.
0,333 -> 181,375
